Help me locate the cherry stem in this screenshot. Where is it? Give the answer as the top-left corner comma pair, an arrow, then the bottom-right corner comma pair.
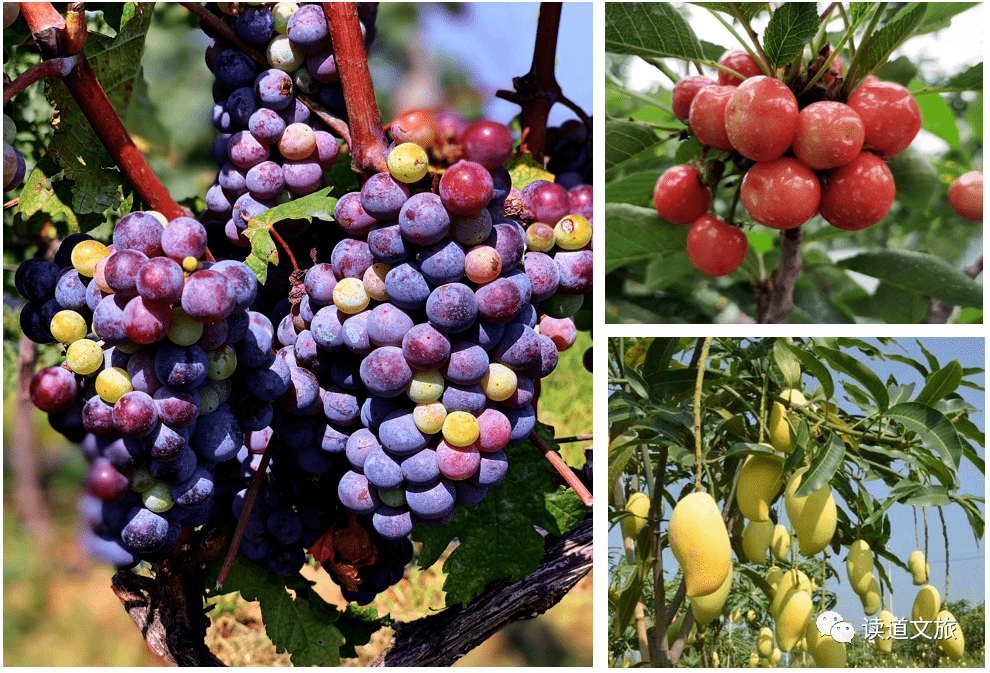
756,227 -> 803,323
269,227 -> 299,272
324,2 -> 388,176
529,431 -> 593,507
216,437 -> 278,588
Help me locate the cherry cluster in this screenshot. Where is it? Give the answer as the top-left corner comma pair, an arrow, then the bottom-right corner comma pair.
654,48 -> 929,277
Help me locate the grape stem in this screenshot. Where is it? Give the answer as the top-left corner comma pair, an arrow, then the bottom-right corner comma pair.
324,2 -> 389,175
554,434 -> 593,443
20,2 -> 187,221
529,431 -> 593,506
215,435 -> 279,588
2,54 -> 80,105
269,227 -> 299,272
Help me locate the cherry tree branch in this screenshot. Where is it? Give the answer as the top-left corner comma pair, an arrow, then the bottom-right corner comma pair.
324,2 -> 388,175
756,227 -> 803,323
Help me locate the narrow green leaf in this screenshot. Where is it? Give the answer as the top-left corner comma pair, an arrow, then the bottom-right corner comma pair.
837,250 -> 983,309
887,402 -> 964,474
691,2 -> 768,22
773,339 -> 802,388
794,435 -> 846,498
860,3 -> 928,74
816,346 -> 890,412
915,361 -> 963,407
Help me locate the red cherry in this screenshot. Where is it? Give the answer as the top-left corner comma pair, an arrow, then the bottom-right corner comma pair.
689,85 -> 737,151
672,75 -> 716,123
687,214 -> 748,277
717,49 -> 765,86
792,101 -> 865,170
847,80 -> 921,158
819,151 -> 896,231
741,157 -> 821,230
947,171 -> 982,222
724,76 -> 799,162
653,165 -> 713,225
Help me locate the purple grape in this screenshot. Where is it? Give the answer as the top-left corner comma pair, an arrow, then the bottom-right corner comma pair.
378,409 -> 429,456
441,383 -> 487,415
313,131 -> 340,169
113,211 -> 164,258
228,130 -> 270,169
337,470 -> 381,515
402,448 -> 440,486
401,323 -> 451,370
367,220 -> 412,264
384,261 -> 430,310
364,446 -> 404,490
441,341 -> 489,385
113,391 -> 159,438
334,192 -> 376,235
361,173 -> 409,220
439,160 -> 493,216
310,305 -> 346,351
218,163 -> 248,196
366,303 -> 414,348
475,277 -> 522,324
406,478 -> 456,520
248,107 -> 286,145
154,344 -> 209,392
227,87 -> 259,127
282,158 -> 323,195
214,49 -> 259,90
425,283 -> 478,333
553,250 -> 593,295
181,270 -> 236,323
492,323 -> 540,371
342,311 -> 373,354
254,69 -> 294,111
360,346 -> 412,397
524,251 -> 559,302
236,5 -> 274,44
398,192 -> 450,246
104,249 -> 148,297
304,263 -> 338,305
331,238 -> 374,279
15,258 -> 60,302
419,238 -> 465,286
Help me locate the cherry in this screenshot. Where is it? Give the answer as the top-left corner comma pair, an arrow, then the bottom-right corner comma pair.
741,157 -> 820,230
847,80 -> 921,158
687,214 -> 748,277
653,165 -> 713,225
819,151 -> 896,231
672,75 -> 716,123
947,171 -> 982,222
724,76 -> 799,162
792,101 -> 865,170
689,85 -> 737,151
717,49 -> 765,86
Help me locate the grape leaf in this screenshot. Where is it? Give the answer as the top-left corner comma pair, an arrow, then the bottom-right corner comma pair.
46,5 -> 154,217
413,424 -> 589,606
508,154 -> 555,191
243,187 -> 338,283
204,551 -> 361,666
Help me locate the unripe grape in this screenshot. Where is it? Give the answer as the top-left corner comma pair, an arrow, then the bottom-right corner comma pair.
95,367 -> 133,403
553,214 -> 593,249
464,245 -> 502,284
333,277 -> 370,314
363,263 -> 390,301
481,363 -> 517,401
442,410 -> 480,447
408,370 -> 445,403
387,142 -> 429,183
66,339 -> 104,375
526,222 -> 556,252
207,345 -> 238,379
50,309 -> 88,344
413,401 -> 447,434
142,482 -> 174,513
71,240 -> 110,277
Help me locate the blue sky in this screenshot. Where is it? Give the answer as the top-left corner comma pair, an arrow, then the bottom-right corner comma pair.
610,337 -> 985,651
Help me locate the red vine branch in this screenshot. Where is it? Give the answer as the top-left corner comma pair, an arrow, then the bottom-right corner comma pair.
324,2 -> 388,175
529,431 -> 594,506
2,55 -> 80,105
20,2 -> 185,220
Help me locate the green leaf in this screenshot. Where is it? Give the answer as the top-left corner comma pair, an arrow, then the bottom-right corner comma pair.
204,552 -> 348,666
794,435 -> 846,498
941,62 -> 983,92
781,340 -> 834,400
859,3 -> 928,75
915,360 -> 963,406
763,3 -> 820,70
773,339 -> 802,388
413,426 -> 589,606
610,564 -> 647,640
691,2 -> 768,22
837,250 -> 983,309
914,2 -> 980,34
887,402 -> 964,475
604,171 -> 659,206
815,346 -> 890,412
605,3 -> 707,62
887,146 -> 940,211
605,121 -> 663,178
604,203 -> 688,274
848,3 -> 875,26
915,88 -> 961,148
643,252 -> 695,291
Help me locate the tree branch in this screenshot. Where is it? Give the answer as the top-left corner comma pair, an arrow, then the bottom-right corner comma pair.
756,227 -> 802,323
370,516 -> 592,666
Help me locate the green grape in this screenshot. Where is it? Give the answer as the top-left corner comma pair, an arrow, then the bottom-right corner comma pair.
294,68 -> 318,95
142,481 -> 174,513
407,370 -> 444,404
50,309 -> 88,344
71,240 -> 110,277
267,34 -> 303,71
526,221 -> 556,252
205,377 -> 232,406
129,467 -> 156,493
413,402 -> 446,434
3,114 -> 15,145
95,366 -> 133,403
333,277 -> 369,314
363,263 -> 390,302
207,344 -> 238,380
540,292 -> 583,319
553,214 -> 592,250
481,363 -> 517,401
200,386 -> 220,415
442,410 -> 480,447
168,306 -> 204,346
387,142 -> 429,183
379,488 -> 407,507
272,1 -> 298,33
66,338 -> 104,375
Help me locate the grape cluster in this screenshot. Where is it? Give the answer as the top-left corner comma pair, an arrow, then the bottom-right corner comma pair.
545,118 -> 593,189
655,48 -> 922,277
201,1 -> 379,248
14,2 -> 594,605
3,113 -> 27,193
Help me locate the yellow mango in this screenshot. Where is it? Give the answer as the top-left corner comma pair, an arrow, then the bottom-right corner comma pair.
860,573 -> 881,615
748,652 -> 759,667
811,634 -> 847,667
784,466 -> 837,556
846,539 -> 874,595
875,610 -> 895,653
912,584 -> 941,623
743,518 -> 775,563
736,452 -> 785,521
770,525 -> 791,562
669,491 -> 732,597
776,589 -> 813,651
756,626 -> 774,657
908,550 -> 929,585
621,491 -> 651,539
937,609 -> 964,661
691,567 -> 733,626
771,568 -> 811,617
769,389 -> 808,453
765,565 -> 783,595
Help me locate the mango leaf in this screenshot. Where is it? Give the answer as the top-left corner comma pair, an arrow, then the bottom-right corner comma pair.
887,402 -> 964,474
837,250 -> 983,309
763,3 -> 819,70
610,432 -> 641,493
605,121 -> 663,178
859,3 -> 928,75
606,3 -> 707,62
793,435 -> 846,498
773,339 -> 802,389
605,203 -> 688,274
815,346 -> 890,412
914,360 -> 963,407
779,339 -> 836,399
